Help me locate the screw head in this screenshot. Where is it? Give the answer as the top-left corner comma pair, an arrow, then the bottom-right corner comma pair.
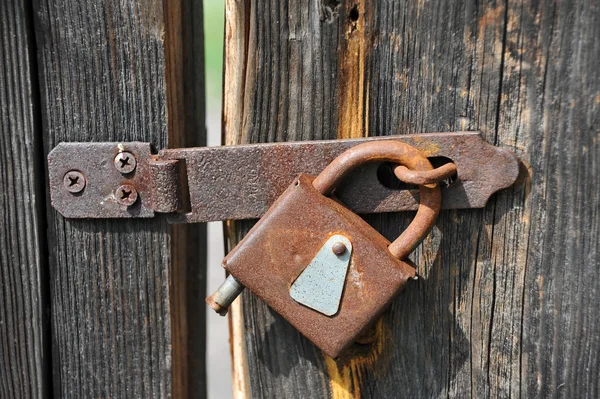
332,242 -> 347,256
115,184 -> 138,206
114,151 -> 137,174
63,171 -> 86,193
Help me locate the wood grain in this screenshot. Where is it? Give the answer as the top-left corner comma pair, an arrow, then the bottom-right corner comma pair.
0,0 -> 49,397
164,0 -> 207,396
224,0 -> 599,397
32,0 -> 205,396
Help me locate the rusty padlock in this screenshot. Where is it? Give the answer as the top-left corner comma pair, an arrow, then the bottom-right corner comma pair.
207,141 -> 447,358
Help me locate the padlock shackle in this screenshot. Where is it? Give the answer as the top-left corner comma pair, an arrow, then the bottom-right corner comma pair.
312,140 -> 441,260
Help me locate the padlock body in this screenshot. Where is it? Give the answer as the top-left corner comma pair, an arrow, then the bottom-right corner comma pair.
223,174 -> 416,358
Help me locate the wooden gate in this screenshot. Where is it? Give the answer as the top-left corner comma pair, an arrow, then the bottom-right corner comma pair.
1,0 -> 205,396
222,1 -> 599,398
1,0 -> 598,398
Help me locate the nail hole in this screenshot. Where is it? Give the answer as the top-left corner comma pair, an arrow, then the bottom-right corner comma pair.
348,5 -> 359,22
325,0 -> 340,10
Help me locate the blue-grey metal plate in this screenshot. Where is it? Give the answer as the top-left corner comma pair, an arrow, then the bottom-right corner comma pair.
289,235 -> 353,316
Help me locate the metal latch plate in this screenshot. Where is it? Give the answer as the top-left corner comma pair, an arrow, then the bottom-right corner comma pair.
47,132 -> 519,222
48,142 -> 156,219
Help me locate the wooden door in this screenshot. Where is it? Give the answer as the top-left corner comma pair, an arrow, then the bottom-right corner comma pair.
223,1 -> 599,398
1,0 -> 206,397
0,1 -> 47,396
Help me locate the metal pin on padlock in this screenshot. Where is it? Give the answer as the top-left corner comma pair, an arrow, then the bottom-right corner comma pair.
207,141 -> 455,357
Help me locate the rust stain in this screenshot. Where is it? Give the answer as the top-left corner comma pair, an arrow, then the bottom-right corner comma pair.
478,5 -> 503,31
325,319 -> 394,398
325,357 -> 356,399
409,136 -> 441,156
330,2 -> 383,394
337,1 -> 371,139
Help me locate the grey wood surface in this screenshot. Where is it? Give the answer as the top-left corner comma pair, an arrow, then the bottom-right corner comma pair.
225,0 -> 599,397
32,0 -> 206,397
0,0 -> 49,397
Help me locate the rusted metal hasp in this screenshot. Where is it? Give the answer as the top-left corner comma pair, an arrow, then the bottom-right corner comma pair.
47,132 -> 519,222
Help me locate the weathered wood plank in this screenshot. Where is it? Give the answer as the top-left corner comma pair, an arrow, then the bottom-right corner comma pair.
225,0 -> 599,397
33,0 -> 206,396
0,0 -> 49,397
164,0 -> 207,396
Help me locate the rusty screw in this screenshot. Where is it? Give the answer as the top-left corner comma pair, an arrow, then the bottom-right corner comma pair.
63,171 -> 86,194
114,151 -> 137,174
332,242 -> 347,256
115,184 -> 138,206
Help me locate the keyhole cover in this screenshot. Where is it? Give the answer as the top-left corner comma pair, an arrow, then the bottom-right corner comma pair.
289,234 -> 353,316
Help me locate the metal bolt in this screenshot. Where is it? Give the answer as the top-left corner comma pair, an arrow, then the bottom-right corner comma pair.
114,151 -> 137,174
355,325 -> 378,345
332,242 -> 347,256
115,184 -> 138,206
206,275 -> 246,316
63,171 -> 86,193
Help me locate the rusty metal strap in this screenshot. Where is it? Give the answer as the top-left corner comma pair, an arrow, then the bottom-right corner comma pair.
47,132 -> 519,222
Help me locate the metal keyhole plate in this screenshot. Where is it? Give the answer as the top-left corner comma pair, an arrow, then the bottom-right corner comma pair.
290,234 -> 353,316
